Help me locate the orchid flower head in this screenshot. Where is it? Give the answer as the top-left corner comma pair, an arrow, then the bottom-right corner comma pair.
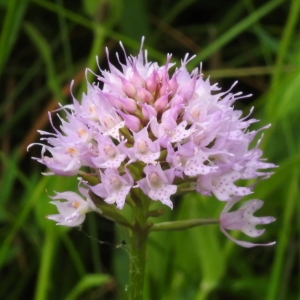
29,39 -> 276,234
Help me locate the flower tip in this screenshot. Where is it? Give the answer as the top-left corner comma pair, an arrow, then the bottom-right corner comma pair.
260,241 -> 276,247
116,204 -> 124,210
259,216 -> 276,225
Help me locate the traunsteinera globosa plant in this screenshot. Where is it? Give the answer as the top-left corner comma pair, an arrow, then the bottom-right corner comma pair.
29,39 -> 276,299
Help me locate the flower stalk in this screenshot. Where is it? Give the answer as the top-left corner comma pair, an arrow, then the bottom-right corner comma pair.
128,223 -> 148,300
150,218 -> 219,231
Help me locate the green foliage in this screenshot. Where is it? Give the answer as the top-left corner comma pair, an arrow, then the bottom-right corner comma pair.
0,0 -> 299,299
64,274 -> 111,300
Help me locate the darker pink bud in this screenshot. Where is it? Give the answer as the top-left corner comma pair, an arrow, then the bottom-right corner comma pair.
131,67 -> 145,87
120,77 -> 137,98
159,79 -> 171,97
154,93 -> 169,113
118,110 -> 141,132
116,97 -> 137,113
168,75 -> 179,96
141,103 -> 157,119
136,86 -> 153,104
146,70 -> 159,94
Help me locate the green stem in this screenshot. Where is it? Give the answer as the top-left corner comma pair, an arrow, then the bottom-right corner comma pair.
34,225 -> 57,300
150,218 -> 219,231
128,190 -> 150,300
128,224 -> 148,300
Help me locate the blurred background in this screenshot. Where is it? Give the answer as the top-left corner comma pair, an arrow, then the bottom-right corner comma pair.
0,0 -> 299,299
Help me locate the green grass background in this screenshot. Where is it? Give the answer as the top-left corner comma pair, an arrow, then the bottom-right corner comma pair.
0,0 -> 299,299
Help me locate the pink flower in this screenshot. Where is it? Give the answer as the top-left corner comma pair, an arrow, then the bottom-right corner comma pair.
47,188 -> 101,227
127,125 -> 161,164
137,164 -> 176,209
90,134 -> 127,169
220,196 -> 276,247
89,169 -> 133,209
196,171 -> 252,201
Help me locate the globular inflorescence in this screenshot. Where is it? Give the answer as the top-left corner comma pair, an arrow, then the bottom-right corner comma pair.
29,39 -> 276,247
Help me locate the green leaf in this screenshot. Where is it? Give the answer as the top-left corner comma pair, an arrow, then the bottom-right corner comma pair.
0,0 -> 28,75
173,193 -> 225,300
24,22 -> 64,103
190,0 -> 285,66
64,274 -> 111,300
119,0 -> 149,40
